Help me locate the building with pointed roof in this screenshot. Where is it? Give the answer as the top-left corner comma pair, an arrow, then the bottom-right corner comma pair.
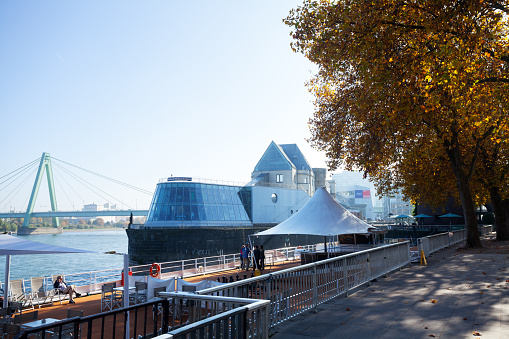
250,141 -> 327,196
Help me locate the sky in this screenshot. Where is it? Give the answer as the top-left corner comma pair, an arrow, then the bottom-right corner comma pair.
0,1 -> 330,213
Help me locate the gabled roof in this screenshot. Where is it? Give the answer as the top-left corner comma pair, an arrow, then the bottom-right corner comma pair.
254,187 -> 376,236
279,144 -> 312,171
253,141 -> 295,172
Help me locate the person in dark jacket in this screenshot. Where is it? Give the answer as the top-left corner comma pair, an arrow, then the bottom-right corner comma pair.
260,245 -> 265,270
54,276 -> 81,303
253,245 -> 261,270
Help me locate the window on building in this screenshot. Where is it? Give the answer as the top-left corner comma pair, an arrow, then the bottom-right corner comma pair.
276,174 -> 283,183
304,177 -> 308,184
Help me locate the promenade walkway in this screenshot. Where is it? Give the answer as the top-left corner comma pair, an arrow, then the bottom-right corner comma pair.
271,236 -> 509,339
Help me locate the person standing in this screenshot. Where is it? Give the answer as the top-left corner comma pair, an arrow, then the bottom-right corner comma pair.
243,244 -> 251,270
253,245 -> 261,270
240,245 -> 246,269
260,245 -> 265,270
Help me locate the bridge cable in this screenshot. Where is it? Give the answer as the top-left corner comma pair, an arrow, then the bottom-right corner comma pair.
0,166 -> 39,212
52,162 -> 134,210
0,157 -> 40,187
53,173 -> 78,211
50,157 -> 152,195
52,169 -> 85,208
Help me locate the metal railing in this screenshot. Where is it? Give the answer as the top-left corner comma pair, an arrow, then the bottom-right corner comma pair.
196,242 -> 411,328
156,293 -> 270,339
130,243 -> 322,279
417,225 -> 493,257
16,298 -> 170,339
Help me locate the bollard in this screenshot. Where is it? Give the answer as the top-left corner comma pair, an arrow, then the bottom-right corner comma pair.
236,274 -> 240,281
243,274 -> 247,279
229,276 -> 234,283
251,272 -> 254,278
217,277 -> 221,282
222,276 -> 227,283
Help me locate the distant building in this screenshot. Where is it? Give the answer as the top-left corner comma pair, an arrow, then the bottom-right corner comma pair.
331,170 -> 412,220
382,190 -> 414,219
81,203 -> 122,223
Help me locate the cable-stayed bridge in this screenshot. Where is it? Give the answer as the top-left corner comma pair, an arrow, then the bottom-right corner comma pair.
0,153 -> 151,225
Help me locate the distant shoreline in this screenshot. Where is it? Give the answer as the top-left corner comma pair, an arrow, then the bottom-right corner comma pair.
62,228 -> 126,233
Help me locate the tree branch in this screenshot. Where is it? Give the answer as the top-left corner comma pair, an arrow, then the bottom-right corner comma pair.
477,77 -> 509,84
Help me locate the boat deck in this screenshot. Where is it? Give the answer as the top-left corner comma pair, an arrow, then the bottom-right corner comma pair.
14,259 -> 301,338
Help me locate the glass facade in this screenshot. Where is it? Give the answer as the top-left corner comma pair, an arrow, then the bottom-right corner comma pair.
253,141 -> 293,172
146,182 -> 252,227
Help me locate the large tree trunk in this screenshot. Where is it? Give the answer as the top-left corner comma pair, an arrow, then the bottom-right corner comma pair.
502,199 -> 509,241
489,187 -> 509,241
456,174 -> 482,247
448,147 -> 482,247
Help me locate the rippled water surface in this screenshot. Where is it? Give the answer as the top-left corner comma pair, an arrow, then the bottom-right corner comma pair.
0,230 -> 128,282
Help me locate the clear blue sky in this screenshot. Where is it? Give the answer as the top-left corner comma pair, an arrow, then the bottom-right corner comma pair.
0,1 -> 328,212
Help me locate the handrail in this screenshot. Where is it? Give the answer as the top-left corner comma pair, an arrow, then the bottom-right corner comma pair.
198,242 -> 411,327
16,299 -> 170,339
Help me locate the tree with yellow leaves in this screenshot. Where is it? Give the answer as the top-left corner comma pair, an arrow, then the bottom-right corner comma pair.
286,0 -> 509,247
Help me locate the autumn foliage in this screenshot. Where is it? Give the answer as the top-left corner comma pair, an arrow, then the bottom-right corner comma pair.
286,1 -> 509,246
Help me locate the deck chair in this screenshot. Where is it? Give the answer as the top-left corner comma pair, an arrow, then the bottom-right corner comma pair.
13,310 -> 38,326
1,323 -> 20,339
8,279 -> 27,306
50,274 -> 72,304
0,307 -> 12,326
134,281 -> 148,304
57,308 -> 83,338
9,302 -> 22,319
101,283 -> 121,311
28,277 -> 51,308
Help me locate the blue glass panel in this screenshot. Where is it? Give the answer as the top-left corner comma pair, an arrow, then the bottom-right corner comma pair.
195,185 -> 203,203
160,205 -> 169,220
204,204 -> 211,221
190,205 -> 198,220
183,205 -> 191,220
189,185 -> 197,203
197,204 -> 205,220
183,186 -> 190,202
214,186 -> 221,204
169,185 -> 177,203
169,205 -> 176,220
204,185 -> 213,204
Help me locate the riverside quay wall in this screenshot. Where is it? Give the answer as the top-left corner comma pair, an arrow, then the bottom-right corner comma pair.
126,227 -> 323,265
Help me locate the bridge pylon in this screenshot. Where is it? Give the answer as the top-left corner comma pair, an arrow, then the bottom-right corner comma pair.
22,152 -> 60,227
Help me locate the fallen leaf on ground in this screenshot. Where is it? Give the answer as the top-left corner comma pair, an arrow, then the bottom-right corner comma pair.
429,334 -> 435,337
430,299 -> 437,303
463,317 -> 468,320
346,308 -> 350,311
473,331 -> 481,336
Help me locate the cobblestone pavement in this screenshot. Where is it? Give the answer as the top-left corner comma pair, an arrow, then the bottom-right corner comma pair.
270,237 -> 509,339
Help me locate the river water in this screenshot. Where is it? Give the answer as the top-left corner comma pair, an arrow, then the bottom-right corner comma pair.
0,230 -> 128,283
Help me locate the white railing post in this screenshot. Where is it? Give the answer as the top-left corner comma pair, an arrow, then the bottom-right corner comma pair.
313,265 -> 318,312
367,253 -> 371,286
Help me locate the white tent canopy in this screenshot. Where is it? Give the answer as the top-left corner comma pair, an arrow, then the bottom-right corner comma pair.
0,234 -> 96,307
254,187 -> 376,237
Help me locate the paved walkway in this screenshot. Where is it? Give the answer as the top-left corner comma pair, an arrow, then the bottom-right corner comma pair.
271,237 -> 509,339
